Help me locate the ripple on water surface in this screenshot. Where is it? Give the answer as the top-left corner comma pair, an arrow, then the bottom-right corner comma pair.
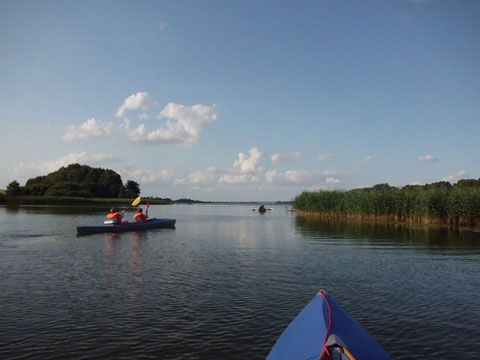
0,205 -> 479,359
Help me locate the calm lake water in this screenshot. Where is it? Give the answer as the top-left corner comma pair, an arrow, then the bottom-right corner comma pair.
0,204 -> 479,359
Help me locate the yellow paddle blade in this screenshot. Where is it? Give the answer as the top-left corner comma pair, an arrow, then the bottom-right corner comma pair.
132,197 -> 141,206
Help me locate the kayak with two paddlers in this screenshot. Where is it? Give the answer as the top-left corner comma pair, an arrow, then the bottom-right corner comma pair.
77,218 -> 176,235
77,197 -> 176,235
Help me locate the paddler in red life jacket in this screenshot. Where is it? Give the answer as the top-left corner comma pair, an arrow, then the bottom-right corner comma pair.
107,208 -> 124,224
133,208 -> 148,223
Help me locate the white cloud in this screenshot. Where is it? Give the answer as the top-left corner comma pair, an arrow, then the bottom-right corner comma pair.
138,113 -> 151,120
63,118 -> 113,142
128,124 -> 147,142
417,154 -> 438,163
69,96 -> 216,146
265,169 -> 340,185
317,154 -> 334,161
271,152 -> 303,164
188,171 -> 216,184
271,154 -> 289,164
172,166 -> 264,187
442,170 -> 467,182
122,118 -> 131,130
141,103 -> 217,146
409,181 -> 424,186
124,169 -> 174,184
326,177 -> 341,184
115,92 -> 158,118
358,155 -> 375,164
234,148 -> 263,173
284,170 -> 318,183
174,170 -> 217,186
265,169 -> 284,184
219,174 -> 259,184
205,166 -> 222,174
264,169 -> 315,184
13,152 -> 120,181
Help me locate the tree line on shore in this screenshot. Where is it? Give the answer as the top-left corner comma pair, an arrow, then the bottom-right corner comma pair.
4,164 -> 140,199
294,180 -> 480,227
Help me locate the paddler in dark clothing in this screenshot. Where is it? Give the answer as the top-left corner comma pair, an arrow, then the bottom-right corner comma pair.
259,204 -> 266,212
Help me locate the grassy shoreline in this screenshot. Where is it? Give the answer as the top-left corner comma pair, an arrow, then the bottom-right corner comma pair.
0,195 -> 172,206
294,184 -> 480,229
295,210 -> 480,230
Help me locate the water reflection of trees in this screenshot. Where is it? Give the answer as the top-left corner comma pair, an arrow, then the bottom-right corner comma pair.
294,217 -> 480,250
4,205 -> 115,215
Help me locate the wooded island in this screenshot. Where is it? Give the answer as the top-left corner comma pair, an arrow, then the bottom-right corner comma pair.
0,164 -> 172,205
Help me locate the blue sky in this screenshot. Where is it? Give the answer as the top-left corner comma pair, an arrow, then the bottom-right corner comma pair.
1,0 -> 479,201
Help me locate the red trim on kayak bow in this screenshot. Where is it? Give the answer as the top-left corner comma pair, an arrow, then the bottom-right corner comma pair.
318,290 -> 332,359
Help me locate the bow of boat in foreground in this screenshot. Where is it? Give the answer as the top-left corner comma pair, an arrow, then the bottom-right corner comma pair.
267,290 -> 391,360
76,218 -> 176,235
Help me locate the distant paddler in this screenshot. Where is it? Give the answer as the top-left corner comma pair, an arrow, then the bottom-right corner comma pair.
252,205 -> 272,212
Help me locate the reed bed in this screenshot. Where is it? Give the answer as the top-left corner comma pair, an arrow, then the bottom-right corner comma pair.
294,183 -> 480,228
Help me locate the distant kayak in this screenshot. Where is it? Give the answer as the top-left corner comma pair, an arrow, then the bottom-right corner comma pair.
267,290 -> 391,360
77,218 -> 176,235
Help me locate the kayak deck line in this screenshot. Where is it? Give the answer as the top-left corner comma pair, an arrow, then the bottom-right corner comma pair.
266,290 -> 391,360
76,218 -> 176,236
